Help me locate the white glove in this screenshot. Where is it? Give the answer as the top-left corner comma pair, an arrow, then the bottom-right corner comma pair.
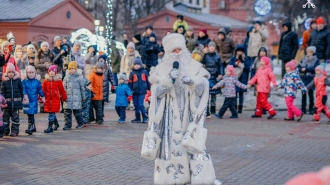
181,76 -> 194,85
169,69 -> 179,79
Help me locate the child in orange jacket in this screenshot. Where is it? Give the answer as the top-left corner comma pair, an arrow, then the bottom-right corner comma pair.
88,62 -> 104,124
248,56 -> 277,119
306,65 -> 330,123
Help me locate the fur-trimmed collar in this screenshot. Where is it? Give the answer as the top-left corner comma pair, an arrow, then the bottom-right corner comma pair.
65,68 -> 83,77
4,71 -> 20,81
45,74 -> 62,81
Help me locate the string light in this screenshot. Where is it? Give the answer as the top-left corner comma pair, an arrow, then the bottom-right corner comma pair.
106,0 -> 113,63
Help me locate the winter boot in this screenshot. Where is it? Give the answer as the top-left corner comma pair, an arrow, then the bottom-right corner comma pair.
26,122 -> 36,135
210,106 -> 216,114
53,118 -> 60,131
10,123 -> 19,137
206,106 -> 211,118
262,109 -> 267,115
0,124 -> 4,138
238,105 -> 243,114
142,113 -> 149,124
44,121 -> 54,133
4,122 -> 10,136
131,113 -> 141,123
25,122 -> 32,134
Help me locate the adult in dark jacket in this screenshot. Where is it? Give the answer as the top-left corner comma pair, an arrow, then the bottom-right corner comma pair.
243,26 -> 254,56
53,43 -> 75,78
229,44 -> 250,113
185,26 -> 196,53
128,57 -> 150,123
1,63 -> 23,137
278,21 -> 298,78
298,46 -> 319,114
133,34 -> 147,65
110,39 -> 120,85
52,36 -> 62,57
201,41 -> 223,116
35,41 -> 54,82
214,28 -> 236,68
145,33 -> 160,71
308,17 -> 330,63
142,25 -> 156,46
196,29 -> 211,47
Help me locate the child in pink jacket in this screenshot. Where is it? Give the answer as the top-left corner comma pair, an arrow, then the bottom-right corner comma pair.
248,56 -> 277,119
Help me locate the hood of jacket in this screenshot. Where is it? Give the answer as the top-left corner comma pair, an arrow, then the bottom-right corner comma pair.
246,26 -> 254,37
217,28 -> 227,39
282,22 -> 292,32
45,73 -> 62,81
258,46 -> 268,58
4,71 -> 20,81
235,44 -> 245,53
22,74 -> 41,81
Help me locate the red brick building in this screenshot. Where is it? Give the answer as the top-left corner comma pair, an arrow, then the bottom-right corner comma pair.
0,0 -> 94,47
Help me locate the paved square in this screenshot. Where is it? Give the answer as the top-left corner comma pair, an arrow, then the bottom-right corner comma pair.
1,104 -> 330,185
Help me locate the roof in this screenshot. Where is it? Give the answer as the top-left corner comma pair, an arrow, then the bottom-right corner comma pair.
0,0 -> 64,21
168,7 -> 250,29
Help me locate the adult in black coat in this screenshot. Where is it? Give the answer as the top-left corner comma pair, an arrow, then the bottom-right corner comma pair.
278,21 -> 298,78
308,17 -> 330,63
133,34 -> 147,65
201,41 -> 223,115
196,29 -> 211,47
145,33 -> 160,71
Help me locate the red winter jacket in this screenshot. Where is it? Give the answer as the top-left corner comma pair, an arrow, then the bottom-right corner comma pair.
42,74 -> 67,113
249,65 -> 277,93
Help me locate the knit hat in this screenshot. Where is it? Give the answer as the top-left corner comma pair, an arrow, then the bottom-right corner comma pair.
6,63 -> 15,74
162,33 -> 187,53
187,26 -> 193,31
1,41 -> 9,50
150,32 -> 156,39
285,60 -> 298,70
73,41 -> 81,47
25,65 -> 36,79
95,62 -> 104,69
316,17 -> 325,24
254,20 -> 262,25
48,65 -> 58,73
260,56 -> 270,65
54,36 -> 62,43
307,46 -> 316,53
315,65 -> 325,73
208,41 -> 216,48
15,45 -> 22,51
40,41 -> 49,48
199,28 -> 207,35
177,15 -> 184,21
146,25 -> 153,30
134,57 -> 142,66
98,54 -> 107,62
226,65 -> 235,77
127,42 -> 135,50
27,44 -> 35,51
68,61 -> 77,70
310,19 -> 316,25
119,73 -> 127,81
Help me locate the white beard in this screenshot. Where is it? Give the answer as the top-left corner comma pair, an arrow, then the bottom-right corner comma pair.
162,49 -> 192,77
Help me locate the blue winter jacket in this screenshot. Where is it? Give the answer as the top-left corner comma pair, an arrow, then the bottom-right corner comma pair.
115,83 -> 132,107
22,77 -> 45,114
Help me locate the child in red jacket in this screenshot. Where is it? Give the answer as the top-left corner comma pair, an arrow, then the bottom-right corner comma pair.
42,65 -> 67,133
306,65 -> 330,123
248,56 -> 277,119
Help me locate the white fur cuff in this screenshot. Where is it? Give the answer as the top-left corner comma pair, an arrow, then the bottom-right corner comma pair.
159,76 -> 173,88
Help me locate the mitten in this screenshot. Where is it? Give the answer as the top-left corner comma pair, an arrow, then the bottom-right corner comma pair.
23,95 -> 29,104
127,95 -> 133,102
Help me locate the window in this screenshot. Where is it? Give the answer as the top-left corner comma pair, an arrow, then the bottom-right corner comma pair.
165,16 -> 170,22
203,0 -> 207,7
189,0 -> 192,3
196,0 -> 200,5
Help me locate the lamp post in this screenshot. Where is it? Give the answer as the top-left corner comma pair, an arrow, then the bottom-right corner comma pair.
94,20 -> 100,35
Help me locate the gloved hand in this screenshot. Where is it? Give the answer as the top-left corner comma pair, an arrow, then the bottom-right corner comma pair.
127,95 -> 133,102
181,76 -> 194,85
41,97 -> 46,103
2,104 -> 7,108
23,95 -> 29,104
169,69 -> 179,79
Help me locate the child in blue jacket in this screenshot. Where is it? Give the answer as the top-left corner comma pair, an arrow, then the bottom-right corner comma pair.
116,73 -> 132,123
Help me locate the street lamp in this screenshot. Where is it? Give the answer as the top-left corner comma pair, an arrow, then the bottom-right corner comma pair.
94,20 -> 100,35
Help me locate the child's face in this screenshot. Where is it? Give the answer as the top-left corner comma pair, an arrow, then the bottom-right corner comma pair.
225,69 -> 231,76
237,51 -> 243,55
127,47 -> 134,53
96,67 -> 103,73
260,51 -> 266,57
119,79 -> 125,84
285,66 -> 292,73
99,58 -> 105,63
69,68 -> 76,74
150,36 -> 155,42
260,60 -> 265,66
209,46 -> 215,52
7,71 -> 14,78
315,69 -> 321,75
134,64 -> 141,70
307,50 -> 314,57
187,30 -> 193,36
27,71 -> 35,79
49,71 -> 55,77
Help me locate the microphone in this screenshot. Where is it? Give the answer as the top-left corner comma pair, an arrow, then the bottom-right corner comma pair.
172,61 -> 179,84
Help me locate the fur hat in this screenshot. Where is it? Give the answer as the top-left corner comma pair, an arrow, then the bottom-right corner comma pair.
162,33 -> 187,53
40,41 -> 49,48
134,57 -> 142,66
199,28 -> 207,35
54,36 -> 62,42
48,65 -> 58,73
285,60 -> 298,70
6,63 -> 16,74
27,44 -> 35,51
68,61 -> 77,70
307,46 -> 316,53
95,62 -> 104,69
208,41 -> 216,48
6,32 -> 15,42
119,73 -> 127,81
98,54 -> 107,62
127,42 -> 135,50
316,17 -> 325,24
226,65 -> 236,77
